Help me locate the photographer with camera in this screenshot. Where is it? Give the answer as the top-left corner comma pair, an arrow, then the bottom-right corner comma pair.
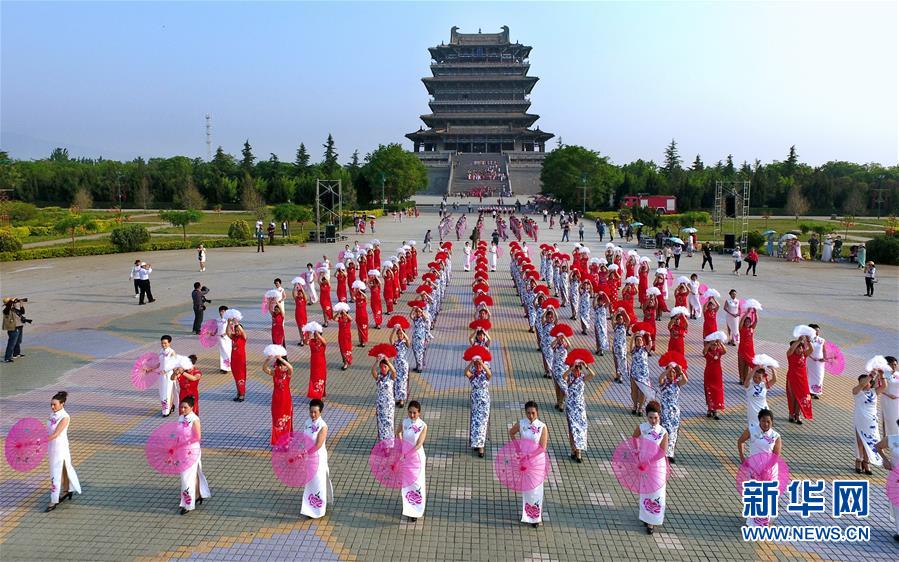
191,283 -> 211,335
3,297 -> 30,363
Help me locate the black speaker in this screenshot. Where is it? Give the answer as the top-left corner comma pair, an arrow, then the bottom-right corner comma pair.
724,234 -> 736,250
725,196 -> 736,218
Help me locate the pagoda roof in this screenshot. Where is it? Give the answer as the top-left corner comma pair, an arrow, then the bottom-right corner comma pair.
421,112 -> 540,127
450,26 -> 510,45
423,74 -> 538,95
406,127 -> 554,142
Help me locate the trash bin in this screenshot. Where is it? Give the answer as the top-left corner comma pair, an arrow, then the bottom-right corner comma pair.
325,223 -> 337,242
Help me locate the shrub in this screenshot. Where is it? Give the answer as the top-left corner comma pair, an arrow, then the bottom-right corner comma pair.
746,231 -> 766,251
110,224 -> 151,252
4,201 -> 39,223
228,220 -> 252,240
866,234 -> 899,266
27,226 -> 53,237
0,231 -> 23,252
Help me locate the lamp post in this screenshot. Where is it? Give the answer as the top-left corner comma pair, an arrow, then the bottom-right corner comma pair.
580,172 -> 588,215
379,171 -> 386,212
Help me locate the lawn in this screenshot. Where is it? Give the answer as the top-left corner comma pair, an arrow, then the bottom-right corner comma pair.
153,211 -> 262,235
647,217 -> 888,242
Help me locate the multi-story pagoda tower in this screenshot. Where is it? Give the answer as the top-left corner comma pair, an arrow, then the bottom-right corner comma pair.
407,26 -> 554,154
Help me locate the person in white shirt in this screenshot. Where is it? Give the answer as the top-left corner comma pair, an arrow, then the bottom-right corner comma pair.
305,264 -> 319,303
197,244 -> 206,272
216,306 -> 232,373
129,260 -> 143,298
158,335 -> 177,416
732,247 -> 743,276
489,242 -> 498,272
138,263 -> 155,305
272,278 -> 287,315
463,242 -> 472,271
687,274 -> 702,319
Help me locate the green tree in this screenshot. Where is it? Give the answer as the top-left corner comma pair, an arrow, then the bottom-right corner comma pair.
540,145 -> 622,210
240,140 -> 256,174
49,147 -> 70,162
691,155 -> 704,172
784,145 -> 799,177
724,155 -> 735,177
159,209 -> 202,241
662,139 -> 682,178
54,213 -> 98,252
361,143 -> 428,204
786,184 -> 810,219
271,203 -> 313,236
177,178 -> 206,210
294,143 -> 310,174
322,134 -> 339,176
110,224 -> 150,251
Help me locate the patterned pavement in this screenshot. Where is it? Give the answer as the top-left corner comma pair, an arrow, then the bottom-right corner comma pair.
1,210 -> 898,561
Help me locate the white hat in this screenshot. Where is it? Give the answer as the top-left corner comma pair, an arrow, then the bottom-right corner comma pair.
265,289 -> 280,299
333,302 -> 350,314
402,245 -> 412,251
676,276 -> 691,286
628,250 -> 640,258
655,268 -> 668,276
302,322 -> 324,334
647,287 -> 661,297
371,239 -> 380,246
263,344 -> 288,357
588,257 -> 600,266
597,257 -> 608,266
222,309 -> 243,321
291,276 -> 305,286
792,325 -> 816,339
702,288 -> 720,299
704,331 -> 727,343
670,306 -> 688,317
368,269 -> 381,277
605,242 -> 615,249
607,264 -> 619,272
743,298 -> 763,311
639,256 -> 651,263
865,355 -> 892,373
352,280 -> 367,291
580,246 -> 591,254
382,260 -> 393,268
335,263 -> 346,270
625,276 -> 639,285
176,355 -> 194,370
753,354 -> 779,369
409,240 -> 416,246
317,267 -> 329,274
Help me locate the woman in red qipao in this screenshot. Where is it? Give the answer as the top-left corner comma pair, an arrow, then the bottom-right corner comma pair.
271,305 -> 286,346
318,271 -> 333,327
702,292 -> 719,338
226,313 -> 247,402
334,304 -> 353,370
368,272 -> 383,329
637,260 -> 650,304
666,309 -> 688,356
620,279 -> 638,322
786,334 -> 814,424
373,242 -> 381,269
410,243 -> 419,276
263,348 -> 294,447
292,279 -> 309,346
305,326 -> 328,400
335,264 -> 348,303
172,354 -> 201,414
392,262 -> 402,298
642,291 -> 659,354
353,282 -> 370,347
346,260 -> 358,303
383,263 -> 396,314
398,255 -> 409,292
653,272 -> 670,314
738,309 -> 758,385
674,281 -> 689,309
702,332 -> 727,419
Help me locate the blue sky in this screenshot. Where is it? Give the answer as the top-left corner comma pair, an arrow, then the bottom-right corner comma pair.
2,1 -> 896,166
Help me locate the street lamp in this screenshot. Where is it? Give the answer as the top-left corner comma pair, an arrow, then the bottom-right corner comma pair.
379,171 -> 386,212
580,173 -> 588,215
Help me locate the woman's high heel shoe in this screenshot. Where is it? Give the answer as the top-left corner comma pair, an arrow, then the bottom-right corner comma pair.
862,461 -> 873,476
854,459 -> 862,474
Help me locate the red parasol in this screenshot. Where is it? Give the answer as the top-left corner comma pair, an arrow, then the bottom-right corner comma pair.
5,418 -> 48,472
823,341 -> 845,375
463,345 -> 492,362
198,319 -> 219,348
369,438 -> 421,489
886,466 -> 899,507
271,432 -> 319,487
550,324 -> 574,338
145,421 -> 201,475
565,348 -> 595,366
494,438 -> 551,492
611,437 -> 670,494
658,351 -> 687,371
368,343 -> 397,359
736,452 -> 790,495
473,294 -> 493,307
541,297 -> 561,310
131,352 -> 161,391
386,316 -> 410,330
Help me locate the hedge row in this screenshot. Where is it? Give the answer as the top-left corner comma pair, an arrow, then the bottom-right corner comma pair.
0,235 -> 305,262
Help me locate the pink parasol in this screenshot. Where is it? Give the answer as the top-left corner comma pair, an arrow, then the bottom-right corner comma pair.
824,341 -> 845,375
368,438 -> 421,489
886,466 -> 899,507
198,319 -> 219,348
736,452 -> 790,495
131,352 -> 160,390
666,269 -> 674,287
698,283 -> 710,304
145,421 -> 201,475
271,432 -> 319,487
611,437 -> 670,494
5,418 -> 48,472
494,438 -> 551,492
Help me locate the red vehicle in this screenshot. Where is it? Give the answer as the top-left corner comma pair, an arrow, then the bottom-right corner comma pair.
622,194 -> 677,215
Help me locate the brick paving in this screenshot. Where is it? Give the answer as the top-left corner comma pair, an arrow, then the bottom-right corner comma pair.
1,210 -> 897,561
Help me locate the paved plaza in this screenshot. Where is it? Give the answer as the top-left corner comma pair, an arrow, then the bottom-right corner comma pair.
1,211 -> 897,561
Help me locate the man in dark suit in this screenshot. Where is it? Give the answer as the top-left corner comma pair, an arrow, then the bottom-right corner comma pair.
191,282 -> 210,334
